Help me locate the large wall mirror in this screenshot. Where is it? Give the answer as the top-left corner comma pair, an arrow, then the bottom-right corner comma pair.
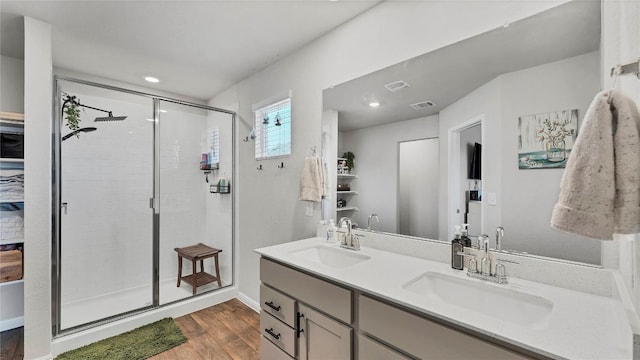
322,0 -> 602,265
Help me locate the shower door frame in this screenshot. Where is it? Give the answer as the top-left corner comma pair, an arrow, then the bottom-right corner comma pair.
51,76 -> 236,336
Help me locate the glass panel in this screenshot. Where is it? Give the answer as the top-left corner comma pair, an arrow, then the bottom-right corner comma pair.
158,101 -> 233,304
59,80 -> 154,329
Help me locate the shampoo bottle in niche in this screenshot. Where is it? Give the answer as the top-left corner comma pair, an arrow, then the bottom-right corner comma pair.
451,225 -> 464,270
326,219 -> 337,243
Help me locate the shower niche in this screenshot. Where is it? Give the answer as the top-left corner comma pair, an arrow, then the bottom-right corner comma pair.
53,78 -> 235,334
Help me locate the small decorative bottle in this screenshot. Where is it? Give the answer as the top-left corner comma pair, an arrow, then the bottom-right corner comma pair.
327,219 -> 337,243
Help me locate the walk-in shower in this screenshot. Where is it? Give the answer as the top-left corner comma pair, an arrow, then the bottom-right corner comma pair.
52,77 -> 235,335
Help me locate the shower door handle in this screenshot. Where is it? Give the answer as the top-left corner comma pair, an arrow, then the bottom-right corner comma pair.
62,202 -> 68,214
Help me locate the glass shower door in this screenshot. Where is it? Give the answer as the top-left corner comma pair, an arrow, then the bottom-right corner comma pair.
157,101 -> 234,304
58,80 -> 155,330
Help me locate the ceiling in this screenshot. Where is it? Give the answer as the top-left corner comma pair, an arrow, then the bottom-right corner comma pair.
323,0 -> 601,132
0,0 -> 381,102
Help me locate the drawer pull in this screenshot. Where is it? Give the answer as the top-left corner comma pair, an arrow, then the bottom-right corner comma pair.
264,301 -> 281,312
265,327 -> 281,340
296,312 -> 305,338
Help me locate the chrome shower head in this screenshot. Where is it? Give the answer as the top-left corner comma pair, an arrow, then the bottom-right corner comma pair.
62,127 -> 97,141
94,112 -> 127,122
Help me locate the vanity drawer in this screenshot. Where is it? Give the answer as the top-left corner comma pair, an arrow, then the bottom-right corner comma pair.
260,284 -> 296,328
261,335 -> 294,360
260,312 -> 296,357
359,295 -> 532,360
358,334 -> 411,360
260,257 -> 352,323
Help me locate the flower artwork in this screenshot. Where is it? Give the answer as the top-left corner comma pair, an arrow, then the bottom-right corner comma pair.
518,109 -> 578,169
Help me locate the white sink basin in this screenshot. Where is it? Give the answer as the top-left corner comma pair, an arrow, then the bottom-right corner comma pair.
402,272 -> 553,329
290,245 -> 370,268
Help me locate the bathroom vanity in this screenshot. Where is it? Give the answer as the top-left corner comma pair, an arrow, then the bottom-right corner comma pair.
255,234 -> 634,359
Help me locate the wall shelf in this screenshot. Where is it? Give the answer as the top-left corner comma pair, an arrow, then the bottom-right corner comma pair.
337,206 -> 358,212
0,279 -> 24,288
337,191 -> 358,195
337,174 -> 358,179
0,158 -> 24,163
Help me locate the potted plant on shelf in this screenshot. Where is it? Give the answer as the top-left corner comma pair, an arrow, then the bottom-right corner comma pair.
342,152 -> 355,174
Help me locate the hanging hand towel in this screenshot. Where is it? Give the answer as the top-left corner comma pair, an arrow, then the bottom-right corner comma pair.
299,157 -> 326,202
551,90 -> 640,240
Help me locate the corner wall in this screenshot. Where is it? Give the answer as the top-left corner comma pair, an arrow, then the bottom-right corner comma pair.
601,0 -> 640,316
23,16 -> 53,359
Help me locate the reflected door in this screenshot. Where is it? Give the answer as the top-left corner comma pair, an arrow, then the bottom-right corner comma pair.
398,138 -> 439,239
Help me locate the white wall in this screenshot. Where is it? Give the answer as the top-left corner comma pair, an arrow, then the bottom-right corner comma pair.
1,55 -> 25,113
210,0 -> 569,304
500,51 -> 601,264
340,115 -> 439,233
23,16 -> 53,360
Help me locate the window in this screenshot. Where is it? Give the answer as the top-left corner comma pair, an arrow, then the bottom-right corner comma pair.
254,98 -> 291,160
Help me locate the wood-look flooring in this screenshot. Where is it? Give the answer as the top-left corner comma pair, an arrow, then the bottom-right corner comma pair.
0,327 -> 23,360
0,298 -> 260,360
151,298 -> 261,360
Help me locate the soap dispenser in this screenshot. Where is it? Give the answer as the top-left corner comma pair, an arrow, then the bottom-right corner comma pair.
451,226 -> 464,270
460,224 -> 472,248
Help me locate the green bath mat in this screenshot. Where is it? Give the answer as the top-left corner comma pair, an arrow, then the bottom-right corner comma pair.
56,318 -> 187,360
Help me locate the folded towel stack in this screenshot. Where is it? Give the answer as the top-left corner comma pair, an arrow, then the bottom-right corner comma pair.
0,172 -> 24,201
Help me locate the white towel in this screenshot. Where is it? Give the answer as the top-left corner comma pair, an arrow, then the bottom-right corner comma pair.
550,90 -> 640,240
299,157 -> 326,202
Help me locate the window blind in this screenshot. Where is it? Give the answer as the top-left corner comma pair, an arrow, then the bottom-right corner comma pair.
254,98 -> 291,160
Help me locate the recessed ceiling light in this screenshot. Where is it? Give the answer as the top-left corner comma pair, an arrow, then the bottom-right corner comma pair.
144,76 -> 160,83
369,101 -> 380,108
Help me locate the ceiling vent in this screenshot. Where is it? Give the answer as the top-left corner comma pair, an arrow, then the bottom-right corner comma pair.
384,80 -> 411,92
410,100 -> 435,110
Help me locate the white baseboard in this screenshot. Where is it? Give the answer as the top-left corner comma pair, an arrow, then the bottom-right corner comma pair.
30,354 -> 54,360
0,316 -> 24,332
236,292 -> 260,313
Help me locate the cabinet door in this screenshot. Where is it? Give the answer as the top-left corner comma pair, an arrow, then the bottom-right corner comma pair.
299,303 -> 351,360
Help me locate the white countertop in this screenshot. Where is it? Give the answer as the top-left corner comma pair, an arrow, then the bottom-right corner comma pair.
255,237 -> 633,360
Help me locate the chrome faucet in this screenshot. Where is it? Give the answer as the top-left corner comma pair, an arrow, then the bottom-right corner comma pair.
367,213 -> 380,231
495,226 -> 504,252
338,217 -> 361,250
464,233 -> 516,285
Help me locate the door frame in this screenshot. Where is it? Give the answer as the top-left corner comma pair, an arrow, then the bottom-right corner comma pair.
447,115 -> 484,241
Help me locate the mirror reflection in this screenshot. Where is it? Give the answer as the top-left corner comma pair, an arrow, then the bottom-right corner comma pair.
322,0 -> 602,265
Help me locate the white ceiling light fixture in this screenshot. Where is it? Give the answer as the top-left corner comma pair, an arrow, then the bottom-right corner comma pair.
144,76 -> 160,83
410,100 -> 435,110
368,101 -> 380,108
384,80 -> 411,92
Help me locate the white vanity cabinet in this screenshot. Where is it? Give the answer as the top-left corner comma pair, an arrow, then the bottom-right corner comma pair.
259,257 -> 353,360
358,295 -> 534,360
